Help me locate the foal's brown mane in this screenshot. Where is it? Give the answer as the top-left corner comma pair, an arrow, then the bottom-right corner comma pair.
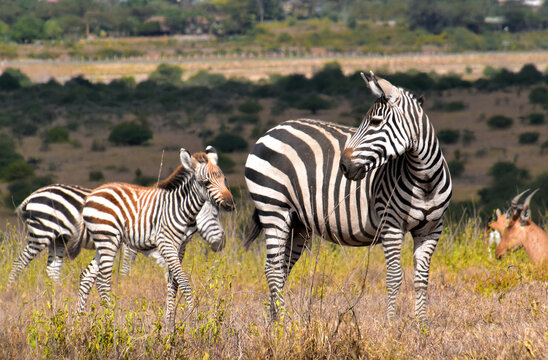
156,152 -> 208,191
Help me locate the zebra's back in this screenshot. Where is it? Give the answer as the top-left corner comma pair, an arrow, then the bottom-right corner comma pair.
245,119 -> 378,245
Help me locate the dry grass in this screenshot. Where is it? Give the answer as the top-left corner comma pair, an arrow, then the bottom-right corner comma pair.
0,213 -> 546,359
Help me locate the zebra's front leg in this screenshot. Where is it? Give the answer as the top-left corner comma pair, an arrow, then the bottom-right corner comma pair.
77,256 -> 100,313
412,224 -> 442,325
159,242 -> 192,325
8,240 -> 48,286
45,237 -> 65,282
381,228 -> 404,322
95,238 -> 121,308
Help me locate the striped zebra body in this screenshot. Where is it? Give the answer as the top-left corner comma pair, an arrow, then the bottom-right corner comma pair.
8,184 -> 92,285
69,147 -> 234,325
245,74 -> 451,323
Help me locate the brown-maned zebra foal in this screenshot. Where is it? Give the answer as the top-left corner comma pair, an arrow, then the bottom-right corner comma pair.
67,146 -> 235,325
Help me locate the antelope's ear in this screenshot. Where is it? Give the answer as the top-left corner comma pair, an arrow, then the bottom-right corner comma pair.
495,208 -> 502,218
180,148 -> 197,171
205,145 -> 218,165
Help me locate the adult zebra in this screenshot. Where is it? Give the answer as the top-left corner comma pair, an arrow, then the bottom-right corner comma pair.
68,147 -> 234,325
244,73 -> 452,323
8,184 -> 226,285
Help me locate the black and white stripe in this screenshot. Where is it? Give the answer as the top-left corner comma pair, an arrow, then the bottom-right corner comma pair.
8,184 -> 92,285
244,73 -> 451,323
68,147 -> 235,325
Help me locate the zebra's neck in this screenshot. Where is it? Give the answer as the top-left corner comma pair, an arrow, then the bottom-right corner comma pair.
161,172 -> 207,227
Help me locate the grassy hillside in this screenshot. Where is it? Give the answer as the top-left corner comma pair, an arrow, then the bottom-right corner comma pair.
0,214 -> 546,359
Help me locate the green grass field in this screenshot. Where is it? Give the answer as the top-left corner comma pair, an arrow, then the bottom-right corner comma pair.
0,207 -> 546,359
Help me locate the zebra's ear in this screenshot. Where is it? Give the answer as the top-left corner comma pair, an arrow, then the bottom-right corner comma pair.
205,145 -> 219,165
180,148 -> 198,171
367,71 -> 399,101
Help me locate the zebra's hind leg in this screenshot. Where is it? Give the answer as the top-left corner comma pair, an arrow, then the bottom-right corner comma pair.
77,256 -> 100,313
45,237 -> 66,282
381,228 -> 404,322
120,243 -> 137,276
8,239 -> 48,286
412,224 -> 442,325
95,238 -> 121,308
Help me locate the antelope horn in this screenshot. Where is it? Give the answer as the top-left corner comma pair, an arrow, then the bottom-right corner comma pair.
510,189 -> 529,210
523,188 -> 539,209
360,71 -> 369,84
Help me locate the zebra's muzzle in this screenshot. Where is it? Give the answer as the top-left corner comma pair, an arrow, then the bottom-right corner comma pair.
340,148 -> 366,181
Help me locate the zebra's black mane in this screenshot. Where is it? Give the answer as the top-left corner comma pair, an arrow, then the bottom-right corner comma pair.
157,165 -> 193,191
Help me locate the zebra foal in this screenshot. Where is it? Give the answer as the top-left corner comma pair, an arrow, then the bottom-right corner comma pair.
244,73 -> 451,323
67,146 -> 234,324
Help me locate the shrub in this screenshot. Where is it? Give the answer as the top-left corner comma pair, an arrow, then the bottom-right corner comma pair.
5,175 -> 53,208
487,115 -> 513,130
444,101 -> 467,112
228,114 -> 260,124
43,127 -> 70,144
238,101 -> 263,114
448,160 -> 465,177
148,63 -> 184,87
527,113 -> 545,125
295,94 -> 331,114
529,86 -> 548,106
541,140 -> 548,154
218,154 -> 236,173
437,129 -> 460,145
89,171 -> 105,182
462,130 -> 476,145
108,120 -> 153,146
12,121 -> 38,137
210,133 -> 248,153
134,169 -> 156,186
2,161 -> 34,181
0,68 -> 32,90
0,134 -> 24,175
185,70 -> 226,87
518,132 -> 539,145
91,139 -> 107,152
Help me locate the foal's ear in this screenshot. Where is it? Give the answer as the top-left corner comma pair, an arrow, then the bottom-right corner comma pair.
418,95 -> 425,106
205,145 -> 219,165
180,148 -> 197,171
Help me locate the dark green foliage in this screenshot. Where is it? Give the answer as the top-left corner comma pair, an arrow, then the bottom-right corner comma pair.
186,71 -> 226,87
108,120 -> 153,146
486,115 -> 513,130
2,161 -> 34,181
444,101 -> 467,112
43,127 -> 70,144
437,129 -> 460,145
89,171 -> 105,182
5,175 -> 53,209
0,68 -> 31,90
541,140 -> 548,154
527,113 -> 545,125
218,154 -> 236,173
448,160 -> 465,178
0,134 -> 24,177
518,132 -> 540,145
149,64 -> 184,87
238,101 -> 263,114
210,133 -> 248,153
529,86 -> 548,106
228,114 -> 259,124
295,94 -> 331,114
10,15 -> 43,42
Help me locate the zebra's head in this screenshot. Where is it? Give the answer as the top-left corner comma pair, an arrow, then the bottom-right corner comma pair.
180,146 -> 236,212
340,71 -> 423,181
196,200 -> 226,252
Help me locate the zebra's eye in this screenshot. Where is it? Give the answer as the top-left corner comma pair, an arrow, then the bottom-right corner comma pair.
370,115 -> 383,127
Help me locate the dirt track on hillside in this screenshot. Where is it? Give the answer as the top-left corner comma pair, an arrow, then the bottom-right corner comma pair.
3,51 -> 548,83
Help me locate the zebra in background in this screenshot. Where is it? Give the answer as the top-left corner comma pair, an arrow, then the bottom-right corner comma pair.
8,184 -> 92,285
8,183 -> 226,285
68,147 -> 235,325
120,200 -> 226,276
244,73 -> 451,324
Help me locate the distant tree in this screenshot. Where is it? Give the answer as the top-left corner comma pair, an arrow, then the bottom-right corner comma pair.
0,68 -> 31,90
529,86 -> 548,106
518,132 -> 539,145
296,94 -> 331,114
516,64 -> 542,85
238,100 -> 263,114
109,120 -> 153,146
149,63 -> 184,87
43,19 -> 63,39
5,175 -> 54,209
210,133 -> 248,152
10,15 -> 43,42
437,129 -> 460,145
487,115 -> 513,130
3,161 -> 34,181
43,127 -> 70,144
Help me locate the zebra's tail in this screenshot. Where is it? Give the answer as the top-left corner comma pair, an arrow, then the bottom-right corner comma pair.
66,218 -> 85,260
243,209 -> 262,250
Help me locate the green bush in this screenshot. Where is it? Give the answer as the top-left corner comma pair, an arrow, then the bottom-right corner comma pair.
89,171 -> 105,182
133,169 -> 156,186
44,127 -> 70,144
91,139 -> 107,152
527,113 -> 545,125
5,175 -> 53,208
108,120 -> 153,146
2,161 -> 34,181
437,129 -> 460,145
0,134 -> 24,175
462,130 -> 476,145
209,133 -> 248,153
12,121 -> 38,137
218,154 -> 236,173
529,86 -> 548,106
444,101 -> 467,112
448,160 -> 465,177
238,101 -> 263,114
295,94 -> 331,114
148,63 -> 184,87
541,140 -> 548,154
518,132 -> 539,145
487,115 -> 513,130
228,114 -> 260,124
